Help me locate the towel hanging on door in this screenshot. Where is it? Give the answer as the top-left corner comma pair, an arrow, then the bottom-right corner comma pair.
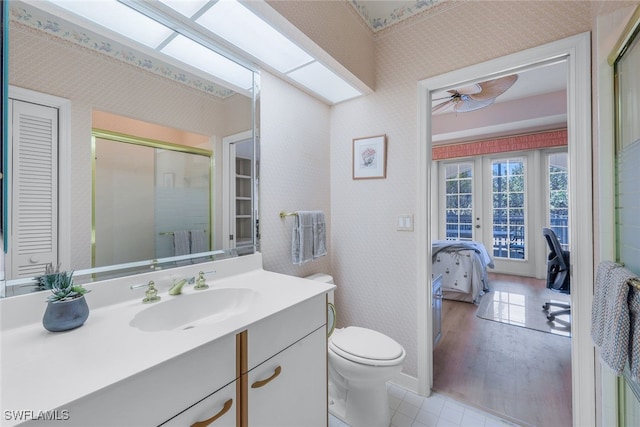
591,261 -> 640,380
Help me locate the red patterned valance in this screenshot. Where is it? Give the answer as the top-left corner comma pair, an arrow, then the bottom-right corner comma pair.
432,129 -> 567,160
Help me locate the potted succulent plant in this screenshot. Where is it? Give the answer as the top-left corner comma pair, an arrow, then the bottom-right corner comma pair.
38,263 -> 90,332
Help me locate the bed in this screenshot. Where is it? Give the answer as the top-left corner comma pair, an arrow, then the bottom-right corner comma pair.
432,240 -> 494,303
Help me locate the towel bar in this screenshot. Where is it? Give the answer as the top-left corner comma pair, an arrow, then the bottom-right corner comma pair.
610,262 -> 640,290
159,230 -> 206,236
279,211 -> 298,218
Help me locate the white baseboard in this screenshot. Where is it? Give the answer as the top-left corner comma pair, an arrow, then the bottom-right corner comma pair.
391,372 -> 421,395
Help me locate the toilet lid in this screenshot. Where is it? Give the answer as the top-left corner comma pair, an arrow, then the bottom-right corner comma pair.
329,326 -> 404,362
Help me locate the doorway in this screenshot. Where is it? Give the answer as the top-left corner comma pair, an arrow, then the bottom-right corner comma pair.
416,32 -> 594,426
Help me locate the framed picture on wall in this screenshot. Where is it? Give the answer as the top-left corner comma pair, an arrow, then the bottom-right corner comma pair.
352,134 -> 387,179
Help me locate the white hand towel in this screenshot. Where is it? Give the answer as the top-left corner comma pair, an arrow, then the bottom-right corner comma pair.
591,261 -> 637,375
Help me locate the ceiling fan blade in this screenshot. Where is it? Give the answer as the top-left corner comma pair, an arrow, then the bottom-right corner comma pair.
453,97 -> 495,113
455,83 -> 482,95
469,75 -> 518,101
432,99 -> 455,113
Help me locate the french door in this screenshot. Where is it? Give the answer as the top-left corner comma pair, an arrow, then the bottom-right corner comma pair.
439,149 -> 568,277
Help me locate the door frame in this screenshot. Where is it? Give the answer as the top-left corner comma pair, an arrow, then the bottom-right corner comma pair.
416,32 -> 594,426
222,130 -> 253,250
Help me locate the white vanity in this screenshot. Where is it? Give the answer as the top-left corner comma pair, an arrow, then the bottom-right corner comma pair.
0,254 -> 334,426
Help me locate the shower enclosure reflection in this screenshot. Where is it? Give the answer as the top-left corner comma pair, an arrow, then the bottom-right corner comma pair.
93,129 -> 212,268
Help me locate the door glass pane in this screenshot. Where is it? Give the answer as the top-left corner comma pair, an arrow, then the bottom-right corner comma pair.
444,162 -> 473,240
548,152 -> 569,250
492,158 -> 525,259
614,22 -> 640,414
155,149 -> 211,259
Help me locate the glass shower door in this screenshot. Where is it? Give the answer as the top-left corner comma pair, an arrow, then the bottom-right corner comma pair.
613,11 -> 640,425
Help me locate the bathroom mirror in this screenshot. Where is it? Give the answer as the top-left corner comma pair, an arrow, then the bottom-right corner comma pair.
1,0 -> 259,296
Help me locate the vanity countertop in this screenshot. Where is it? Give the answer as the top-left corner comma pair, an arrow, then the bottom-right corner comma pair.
0,257 -> 333,425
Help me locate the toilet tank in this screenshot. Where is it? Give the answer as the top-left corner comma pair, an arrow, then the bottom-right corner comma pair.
304,273 -> 334,284
305,273 -> 334,304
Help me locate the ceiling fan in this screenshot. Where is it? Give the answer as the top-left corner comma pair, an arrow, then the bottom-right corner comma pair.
432,74 -> 518,113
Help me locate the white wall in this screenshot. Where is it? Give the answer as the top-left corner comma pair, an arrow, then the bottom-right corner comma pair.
259,72 -> 332,277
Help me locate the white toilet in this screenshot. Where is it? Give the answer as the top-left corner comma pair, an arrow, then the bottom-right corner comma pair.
305,274 -> 406,427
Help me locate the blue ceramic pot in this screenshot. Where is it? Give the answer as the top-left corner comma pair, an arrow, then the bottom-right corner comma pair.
42,296 -> 89,332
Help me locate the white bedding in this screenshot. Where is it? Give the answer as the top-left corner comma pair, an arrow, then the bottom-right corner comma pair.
432,240 -> 494,303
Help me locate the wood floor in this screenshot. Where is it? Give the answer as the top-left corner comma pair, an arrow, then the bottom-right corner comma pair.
433,273 -> 572,427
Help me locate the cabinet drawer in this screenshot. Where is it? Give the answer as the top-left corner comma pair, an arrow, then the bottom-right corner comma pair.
160,381 -> 237,427
57,334 -> 236,427
246,294 -> 326,372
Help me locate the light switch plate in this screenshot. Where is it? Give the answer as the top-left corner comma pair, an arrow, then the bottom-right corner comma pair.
397,214 -> 414,231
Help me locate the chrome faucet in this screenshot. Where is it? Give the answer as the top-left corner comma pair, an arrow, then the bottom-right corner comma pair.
168,276 -> 195,295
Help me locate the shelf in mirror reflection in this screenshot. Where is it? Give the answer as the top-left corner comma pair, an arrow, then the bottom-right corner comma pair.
0,250 -> 240,299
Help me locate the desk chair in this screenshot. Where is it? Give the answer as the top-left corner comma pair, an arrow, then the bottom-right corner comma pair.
541,227 -> 570,321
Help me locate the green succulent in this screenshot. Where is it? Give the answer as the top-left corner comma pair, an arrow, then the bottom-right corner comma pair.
37,263 -> 89,303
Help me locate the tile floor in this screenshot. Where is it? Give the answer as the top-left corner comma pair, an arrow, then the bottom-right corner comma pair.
329,383 -> 521,427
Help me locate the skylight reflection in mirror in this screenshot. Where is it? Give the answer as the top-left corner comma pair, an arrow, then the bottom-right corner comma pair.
53,0 -> 173,48
48,0 -> 362,104
161,34 -> 254,90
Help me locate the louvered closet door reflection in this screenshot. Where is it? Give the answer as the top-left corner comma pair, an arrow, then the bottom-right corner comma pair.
9,99 -> 58,278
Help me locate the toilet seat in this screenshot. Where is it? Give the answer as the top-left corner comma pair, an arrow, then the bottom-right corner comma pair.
329,326 -> 405,366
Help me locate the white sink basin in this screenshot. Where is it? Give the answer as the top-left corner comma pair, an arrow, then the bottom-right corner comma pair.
130,288 -> 258,332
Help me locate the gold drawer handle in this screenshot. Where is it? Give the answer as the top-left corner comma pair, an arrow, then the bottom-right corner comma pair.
251,366 -> 282,389
191,399 -> 233,427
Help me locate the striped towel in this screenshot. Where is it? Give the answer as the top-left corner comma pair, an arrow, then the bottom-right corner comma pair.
173,230 -> 190,256
292,212 -> 314,265
190,230 -> 208,254
312,211 -> 327,260
591,261 -> 638,375
629,286 -> 640,381
291,210 -> 327,264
